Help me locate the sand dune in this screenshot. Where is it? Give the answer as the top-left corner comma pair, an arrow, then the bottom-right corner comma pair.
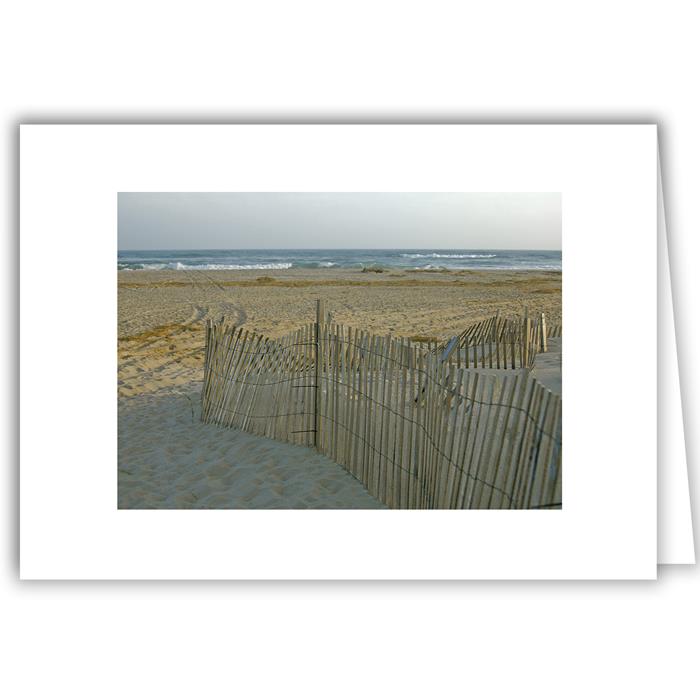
531,337 -> 562,394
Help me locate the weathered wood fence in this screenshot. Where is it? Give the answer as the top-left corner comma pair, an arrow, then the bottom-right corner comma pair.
432,311 -> 561,370
201,303 -> 562,509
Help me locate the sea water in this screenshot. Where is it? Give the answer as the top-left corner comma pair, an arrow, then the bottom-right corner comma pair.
118,249 -> 561,272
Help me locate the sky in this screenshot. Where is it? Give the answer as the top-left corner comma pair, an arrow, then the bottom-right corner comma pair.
118,192 -> 561,250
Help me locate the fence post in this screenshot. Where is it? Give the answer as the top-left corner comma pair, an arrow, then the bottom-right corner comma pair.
314,299 -> 325,449
540,312 -> 547,353
523,307 -> 530,368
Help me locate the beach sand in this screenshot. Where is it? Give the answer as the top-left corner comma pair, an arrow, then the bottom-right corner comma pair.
119,387 -> 386,508
118,268 -> 561,508
119,268 -> 561,396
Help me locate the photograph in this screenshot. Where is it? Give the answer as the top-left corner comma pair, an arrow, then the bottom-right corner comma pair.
118,192 -> 562,509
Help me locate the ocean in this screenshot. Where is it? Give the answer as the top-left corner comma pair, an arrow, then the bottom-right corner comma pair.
117,249 -> 561,272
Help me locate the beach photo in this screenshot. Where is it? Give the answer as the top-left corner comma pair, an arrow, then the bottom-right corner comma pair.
118,192 -> 562,509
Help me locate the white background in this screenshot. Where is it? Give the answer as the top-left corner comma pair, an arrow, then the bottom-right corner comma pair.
3,1 -> 698,698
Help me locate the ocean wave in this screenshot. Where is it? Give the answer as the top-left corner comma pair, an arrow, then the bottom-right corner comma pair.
400,253 -> 498,259
117,251 -> 560,272
409,263 -> 561,271
118,262 -> 294,271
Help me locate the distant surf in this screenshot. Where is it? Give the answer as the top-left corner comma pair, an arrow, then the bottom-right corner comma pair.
117,249 -> 561,272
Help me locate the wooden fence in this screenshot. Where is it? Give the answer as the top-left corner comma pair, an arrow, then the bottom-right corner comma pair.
547,323 -> 562,338
435,311 -> 560,370
201,303 -> 562,509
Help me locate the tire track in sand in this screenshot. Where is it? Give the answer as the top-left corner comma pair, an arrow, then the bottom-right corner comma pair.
119,269 -> 249,396
192,269 -> 248,327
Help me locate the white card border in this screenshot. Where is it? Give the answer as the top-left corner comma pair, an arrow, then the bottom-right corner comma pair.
20,124 -> 657,579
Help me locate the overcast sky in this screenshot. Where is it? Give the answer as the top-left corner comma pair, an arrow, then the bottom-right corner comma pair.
118,192 -> 561,250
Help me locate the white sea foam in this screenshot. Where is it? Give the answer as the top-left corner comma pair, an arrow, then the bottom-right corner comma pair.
118,250 -> 560,272
409,263 -> 561,271
400,253 -> 498,259
120,262 -> 295,271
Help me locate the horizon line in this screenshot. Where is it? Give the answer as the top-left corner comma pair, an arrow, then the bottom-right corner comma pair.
118,247 -> 562,253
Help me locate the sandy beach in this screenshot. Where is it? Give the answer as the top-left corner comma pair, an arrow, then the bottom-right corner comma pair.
119,268 -> 561,396
119,388 -> 386,508
118,267 -> 561,508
